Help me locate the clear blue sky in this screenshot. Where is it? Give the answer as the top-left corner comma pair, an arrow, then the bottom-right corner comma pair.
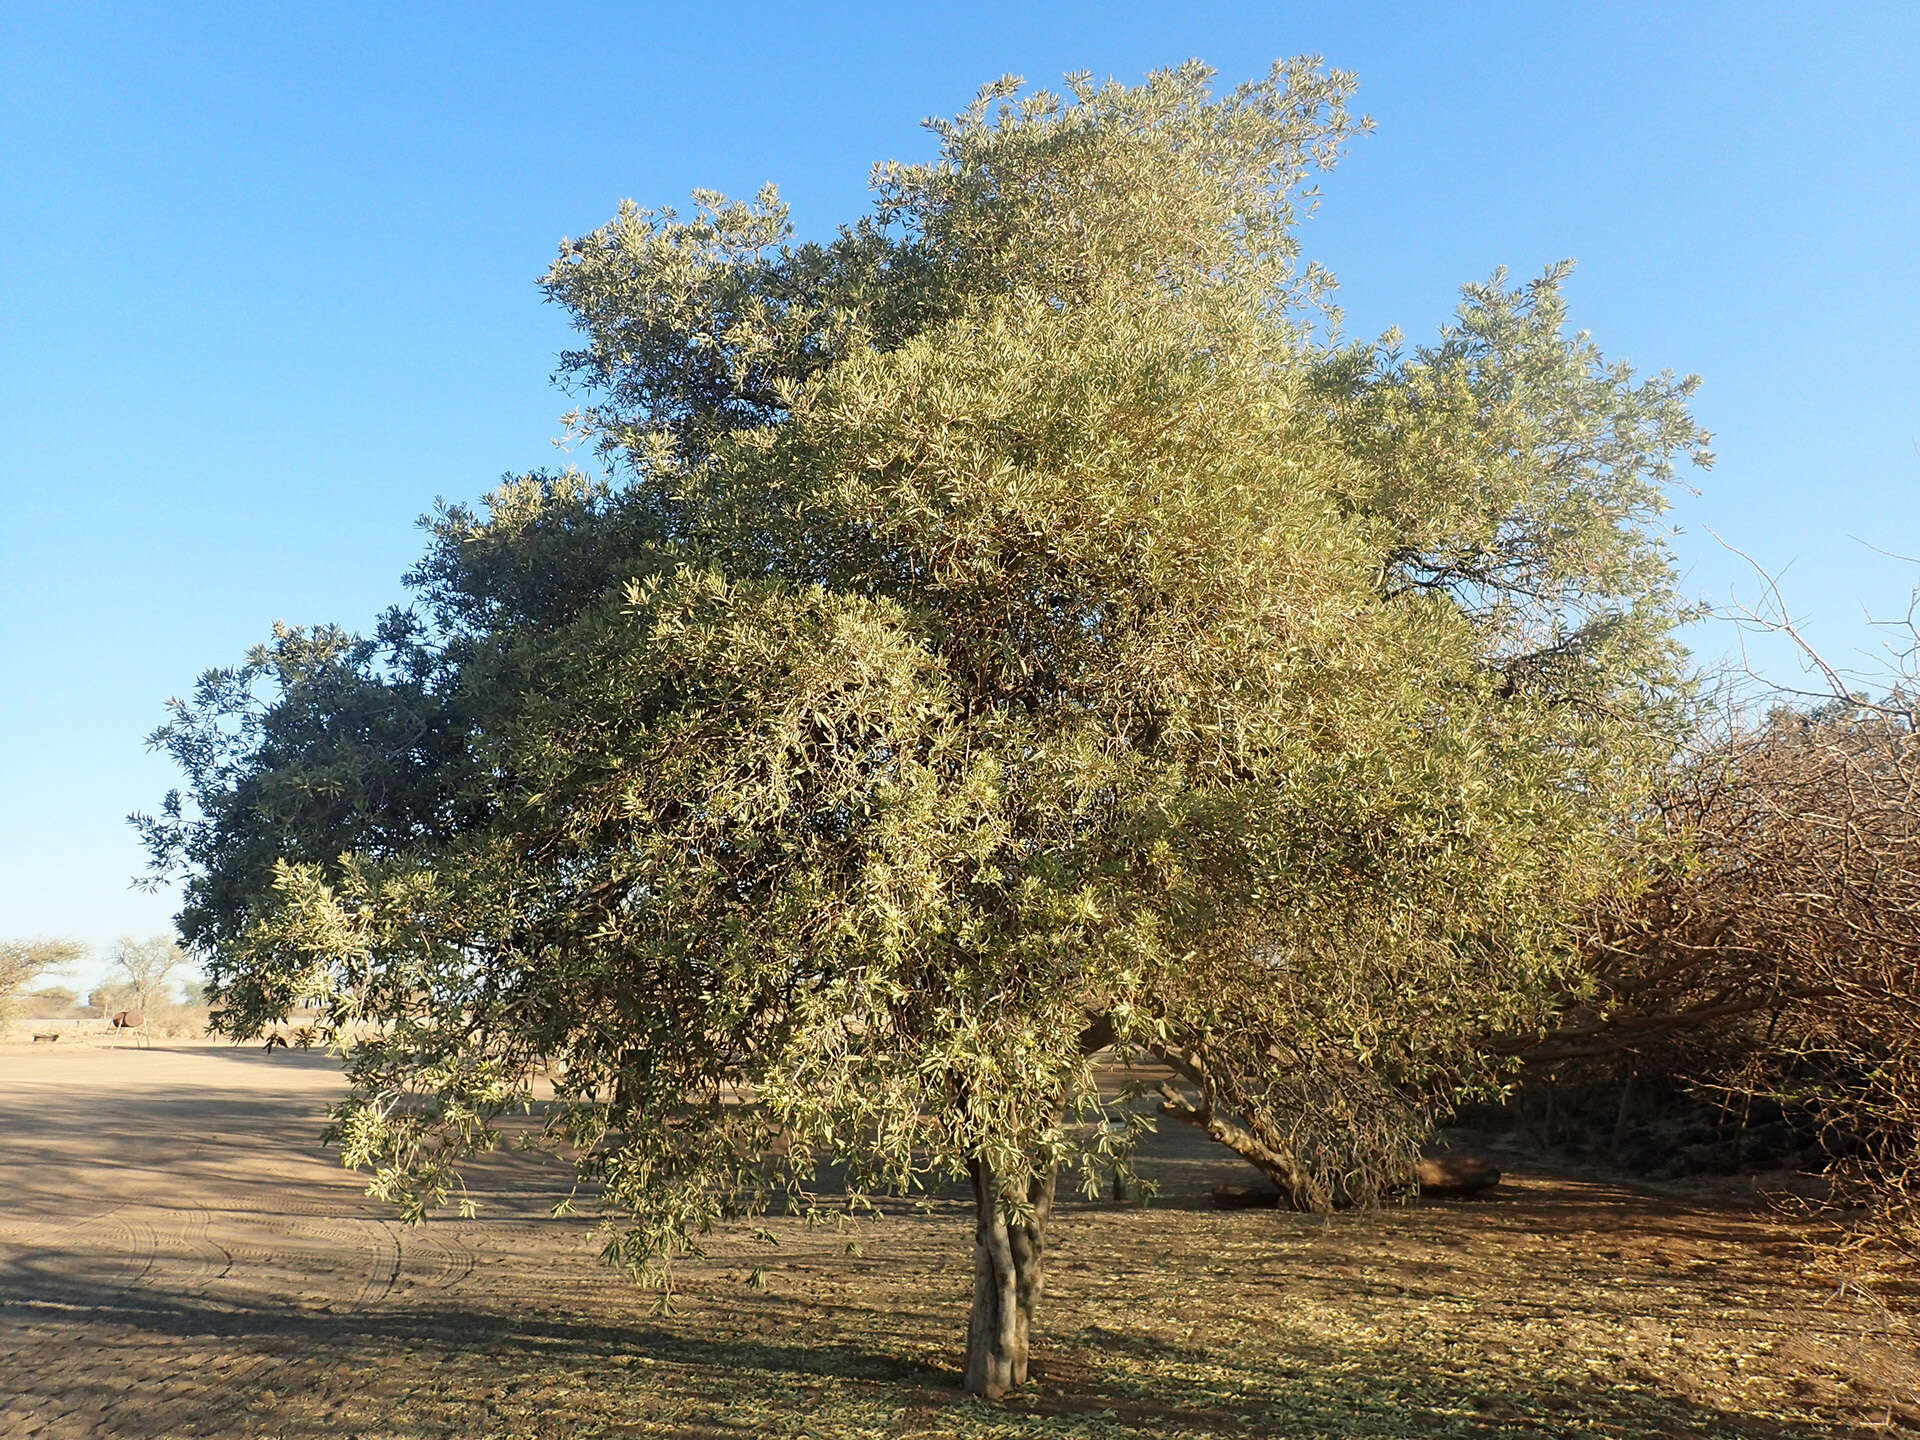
3,1 -> 1916,980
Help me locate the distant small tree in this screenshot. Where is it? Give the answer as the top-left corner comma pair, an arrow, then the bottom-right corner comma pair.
105,935 -> 193,1017
0,939 -> 82,1030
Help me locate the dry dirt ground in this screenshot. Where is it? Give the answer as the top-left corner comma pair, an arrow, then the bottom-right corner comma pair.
0,1042 -> 1912,1440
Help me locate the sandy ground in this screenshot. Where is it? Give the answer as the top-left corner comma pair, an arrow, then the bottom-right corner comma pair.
0,1041 -> 616,1438
0,1041 -> 1911,1439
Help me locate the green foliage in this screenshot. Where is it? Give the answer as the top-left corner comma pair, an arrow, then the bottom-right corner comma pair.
143,58 -> 1707,1293
134,616 -> 482,954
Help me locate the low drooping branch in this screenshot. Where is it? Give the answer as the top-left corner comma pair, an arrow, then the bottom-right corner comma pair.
1138,1037 -> 1330,1205
1153,1079 -> 1310,1205
1495,991 -> 1828,1065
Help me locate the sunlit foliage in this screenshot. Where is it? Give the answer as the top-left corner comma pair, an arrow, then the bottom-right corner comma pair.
141,58 -> 1708,1394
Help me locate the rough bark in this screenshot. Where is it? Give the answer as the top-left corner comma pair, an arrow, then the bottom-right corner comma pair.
963,1158 -> 1054,1399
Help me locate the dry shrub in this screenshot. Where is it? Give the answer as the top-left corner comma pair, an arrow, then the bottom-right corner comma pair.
17,986 -> 84,1021
1572,697 -> 1920,1343
149,1002 -> 213,1039
0,940 -> 83,1032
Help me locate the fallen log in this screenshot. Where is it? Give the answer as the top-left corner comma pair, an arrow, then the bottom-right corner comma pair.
1211,1184 -> 1283,1210
1415,1154 -> 1502,1196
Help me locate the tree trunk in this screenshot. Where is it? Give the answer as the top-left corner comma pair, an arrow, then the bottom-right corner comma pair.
1610,1063 -> 1637,1160
963,1157 -> 1054,1399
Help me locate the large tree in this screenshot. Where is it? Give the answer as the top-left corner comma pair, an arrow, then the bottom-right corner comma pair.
141,59 -> 1709,1396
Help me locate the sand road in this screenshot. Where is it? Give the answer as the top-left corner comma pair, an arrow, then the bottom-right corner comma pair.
0,1043 -> 635,1439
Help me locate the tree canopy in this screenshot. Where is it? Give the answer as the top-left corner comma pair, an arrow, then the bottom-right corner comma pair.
141,57 -> 1710,1396
103,934 -> 195,1015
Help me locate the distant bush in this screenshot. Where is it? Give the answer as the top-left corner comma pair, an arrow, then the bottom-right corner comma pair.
1,939 -> 83,1032
19,986 -> 83,1019
150,1003 -> 212,1038
83,980 -> 210,1038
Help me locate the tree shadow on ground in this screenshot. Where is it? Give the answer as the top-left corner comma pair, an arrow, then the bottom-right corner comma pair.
1,1053 -> 1895,1438
1046,1321 -> 1847,1440
0,1250 -> 1878,1440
